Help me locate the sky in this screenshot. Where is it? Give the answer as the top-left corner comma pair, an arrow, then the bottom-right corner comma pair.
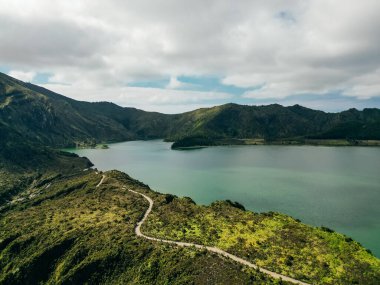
1,0 -> 380,113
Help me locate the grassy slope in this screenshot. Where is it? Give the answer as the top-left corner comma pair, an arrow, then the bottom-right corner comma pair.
2,72 -> 380,150
1,145 -> 379,284
0,171 -> 284,285
2,71 -> 380,284
168,104 -> 380,148
143,196 -> 380,285
0,72 -> 171,147
0,121 -> 93,205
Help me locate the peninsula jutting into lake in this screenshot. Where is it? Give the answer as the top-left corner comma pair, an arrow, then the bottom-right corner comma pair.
2,1 -> 380,284
1,72 -> 380,284
70,140 -> 380,258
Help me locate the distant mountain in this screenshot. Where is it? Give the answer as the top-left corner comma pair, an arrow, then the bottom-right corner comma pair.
0,72 -> 171,147
1,72 -> 380,150
173,103 -> 380,140
169,104 -> 380,148
1,72 -> 380,285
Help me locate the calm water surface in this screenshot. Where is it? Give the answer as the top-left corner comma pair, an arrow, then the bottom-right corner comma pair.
69,140 -> 380,257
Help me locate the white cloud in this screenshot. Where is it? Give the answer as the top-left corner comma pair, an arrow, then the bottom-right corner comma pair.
342,69 -> 380,99
40,82 -> 232,113
0,0 -> 379,110
8,70 -> 36,82
166,76 -> 183,89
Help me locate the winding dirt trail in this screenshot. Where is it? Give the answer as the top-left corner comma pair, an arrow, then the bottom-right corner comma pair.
128,188 -> 311,285
96,175 -> 106,187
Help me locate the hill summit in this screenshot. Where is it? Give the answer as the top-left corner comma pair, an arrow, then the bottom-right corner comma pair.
1,72 -> 380,150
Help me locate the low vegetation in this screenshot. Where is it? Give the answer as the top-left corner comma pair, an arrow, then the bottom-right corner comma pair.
0,171 -> 286,285
0,134 -> 92,206
2,72 -> 380,150
1,146 -> 379,284
143,195 -> 380,284
1,71 -> 380,284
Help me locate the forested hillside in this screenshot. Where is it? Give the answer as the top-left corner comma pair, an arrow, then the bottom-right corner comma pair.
1,72 -> 380,150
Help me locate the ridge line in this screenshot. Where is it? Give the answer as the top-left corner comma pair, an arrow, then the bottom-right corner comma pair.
128,188 -> 312,285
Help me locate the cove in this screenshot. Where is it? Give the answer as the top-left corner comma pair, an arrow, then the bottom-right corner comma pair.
68,140 -> 380,257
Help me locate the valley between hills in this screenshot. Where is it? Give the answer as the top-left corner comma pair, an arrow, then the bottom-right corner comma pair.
1,72 -> 380,284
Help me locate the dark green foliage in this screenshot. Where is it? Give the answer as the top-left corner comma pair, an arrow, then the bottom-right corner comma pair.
0,124 -> 91,206
2,72 -> 380,150
1,71 -> 380,284
171,135 -> 217,149
321,226 -> 334,233
225,199 -> 246,211
0,171 -> 284,285
164,194 -> 177,204
144,196 -> 380,285
0,72 -> 172,147
168,104 -> 380,147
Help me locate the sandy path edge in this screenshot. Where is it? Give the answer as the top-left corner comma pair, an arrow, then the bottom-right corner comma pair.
128,188 -> 312,285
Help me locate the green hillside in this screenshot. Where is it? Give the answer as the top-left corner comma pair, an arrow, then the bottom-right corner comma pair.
144,195 -> 380,284
0,72 -> 171,147
0,169 -> 290,285
1,72 -> 380,284
168,104 -> 380,148
0,117 -> 94,205
1,169 -> 379,284
2,72 -> 380,150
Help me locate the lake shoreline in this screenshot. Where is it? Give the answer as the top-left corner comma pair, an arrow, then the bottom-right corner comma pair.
171,138 -> 380,150
68,140 -> 380,257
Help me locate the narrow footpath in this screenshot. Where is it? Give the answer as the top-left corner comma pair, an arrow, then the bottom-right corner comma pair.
128,188 -> 312,285
96,175 -> 106,187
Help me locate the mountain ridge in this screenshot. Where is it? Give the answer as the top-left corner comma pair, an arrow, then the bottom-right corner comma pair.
1,71 -> 380,150
1,72 -> 380,284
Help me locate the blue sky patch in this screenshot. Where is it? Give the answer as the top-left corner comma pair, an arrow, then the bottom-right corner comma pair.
177,76 -> 251,95
128,78 -> 168,88
32,72 -> 52,84
128,75 -> 251,96
0,65 -> 10,74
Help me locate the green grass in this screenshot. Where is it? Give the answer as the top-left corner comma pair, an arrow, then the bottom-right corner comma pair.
1,162 -> 380,284
0,146 -> 92,206
2,71 -> 380,284
1,144 -> 379,284
143,197 -> 380,285
0,171 -> 286,285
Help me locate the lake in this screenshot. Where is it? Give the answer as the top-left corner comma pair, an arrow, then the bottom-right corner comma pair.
69,140 -> 380,257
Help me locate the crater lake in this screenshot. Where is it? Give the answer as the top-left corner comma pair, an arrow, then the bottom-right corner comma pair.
69,140 -> 380,257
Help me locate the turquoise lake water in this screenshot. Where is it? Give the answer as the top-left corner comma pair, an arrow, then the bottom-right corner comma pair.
69,140 -> 380,257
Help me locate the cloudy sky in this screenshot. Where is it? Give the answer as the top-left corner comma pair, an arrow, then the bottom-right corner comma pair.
1,0 -> 380,113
